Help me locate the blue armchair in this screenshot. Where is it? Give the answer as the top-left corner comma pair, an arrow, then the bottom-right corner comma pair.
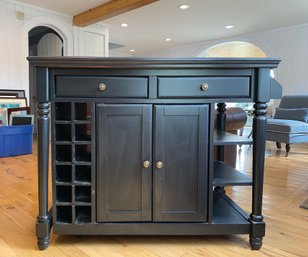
266,95 -> 308,156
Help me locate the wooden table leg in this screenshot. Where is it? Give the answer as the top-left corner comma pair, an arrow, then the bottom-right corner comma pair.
250,102 -> 267,250
36,102 -> 51,250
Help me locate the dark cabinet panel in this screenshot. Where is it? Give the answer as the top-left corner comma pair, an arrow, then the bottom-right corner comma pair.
96,104 -> 152,222
153,105 -> 209,222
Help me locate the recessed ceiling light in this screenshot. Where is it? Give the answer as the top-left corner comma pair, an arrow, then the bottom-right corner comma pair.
225,25 -> 234,29
165,38 -> 171,42
130,49 -> 135,52
179,4 -> 190,10
121,23 -> 128,27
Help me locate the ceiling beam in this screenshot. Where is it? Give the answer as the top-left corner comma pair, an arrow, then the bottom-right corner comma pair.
73,0 -> 159,27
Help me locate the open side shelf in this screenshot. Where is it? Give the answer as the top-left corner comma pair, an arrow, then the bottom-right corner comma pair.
212,191 -> 250,224
213,161 -> 252,186
214,131 -> 252,145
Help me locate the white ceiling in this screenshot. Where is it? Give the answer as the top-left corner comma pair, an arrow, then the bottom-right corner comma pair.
16,0 -> 308,55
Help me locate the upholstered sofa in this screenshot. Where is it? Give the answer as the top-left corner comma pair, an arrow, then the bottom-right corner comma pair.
266,95 -> 308,156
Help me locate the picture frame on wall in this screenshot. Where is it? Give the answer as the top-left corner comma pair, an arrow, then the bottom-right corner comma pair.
0,89 -> 26,98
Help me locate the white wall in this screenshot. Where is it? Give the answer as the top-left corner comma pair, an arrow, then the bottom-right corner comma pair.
142,24 -> 308,96
73,23 -> 109,57
0,0 -> 108,100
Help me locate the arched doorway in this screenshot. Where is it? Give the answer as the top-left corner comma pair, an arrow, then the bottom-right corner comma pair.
29,26 -> 63,56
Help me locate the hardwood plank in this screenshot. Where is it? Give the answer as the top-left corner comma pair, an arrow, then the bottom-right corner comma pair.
0,238 -> 17,257
73,0 -> 159,27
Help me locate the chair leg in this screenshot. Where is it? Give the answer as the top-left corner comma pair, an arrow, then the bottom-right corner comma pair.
276,142 -> 282,149
285,144 -> 291,157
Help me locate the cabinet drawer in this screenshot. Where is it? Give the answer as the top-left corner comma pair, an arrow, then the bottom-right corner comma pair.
158,77 -> 250,98
55,76 -> 148,98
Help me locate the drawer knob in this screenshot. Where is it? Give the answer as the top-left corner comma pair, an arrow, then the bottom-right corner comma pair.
156,161 -> 163,169
201,83 -> 209,91
98,83 -> 106,91
143,160 -> 151,168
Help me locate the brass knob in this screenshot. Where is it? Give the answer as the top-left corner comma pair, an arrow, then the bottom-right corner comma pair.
143,160 -> 150,168
98,83 -> 106,91
201,83 -> 209,91
156,161 -> 163,169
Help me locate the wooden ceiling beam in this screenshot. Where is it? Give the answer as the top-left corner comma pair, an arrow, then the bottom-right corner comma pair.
73,0 -> 159,27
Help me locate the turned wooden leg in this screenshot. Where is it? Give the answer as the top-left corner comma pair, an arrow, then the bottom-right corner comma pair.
215,103 -> 226,193
36,102 -> 51,250
285,144 -> 291,157
35,67 -> 52,250
216,103 -> 226,161
250,102 -> 267,250
250,236 -> 263,250
276,142 -> 281,149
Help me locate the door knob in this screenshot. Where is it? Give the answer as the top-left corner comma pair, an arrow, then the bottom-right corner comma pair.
156,161 -> 163,169
143,160 -> 151,168
201,82 -> 209,91
98,83 -> 106,91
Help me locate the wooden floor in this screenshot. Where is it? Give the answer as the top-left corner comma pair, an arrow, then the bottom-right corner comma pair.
0,140 -> 307,257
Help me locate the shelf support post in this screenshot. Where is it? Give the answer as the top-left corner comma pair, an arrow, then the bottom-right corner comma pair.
35,67 -> 51,250
250,101 -> 267,250
216,102 -> 226,161
215,103 -> 227,193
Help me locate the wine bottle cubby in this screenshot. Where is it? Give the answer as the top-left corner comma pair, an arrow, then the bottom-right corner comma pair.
75,165 -> 91,183
55,102 -> 71,121
56,206 -> 72,223
75,124 -> 91,141
55,165 -> 72,183
75,186 -> 91,203
75,206 -> 91,224
56,185 -> 72,203
55,124 -> 71,141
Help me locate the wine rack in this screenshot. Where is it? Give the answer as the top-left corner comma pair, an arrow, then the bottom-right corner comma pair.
53,102 -> 92,224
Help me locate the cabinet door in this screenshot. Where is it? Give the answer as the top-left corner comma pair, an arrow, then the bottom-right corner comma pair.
154,105 -> 209,222
96,104 -> 152,222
